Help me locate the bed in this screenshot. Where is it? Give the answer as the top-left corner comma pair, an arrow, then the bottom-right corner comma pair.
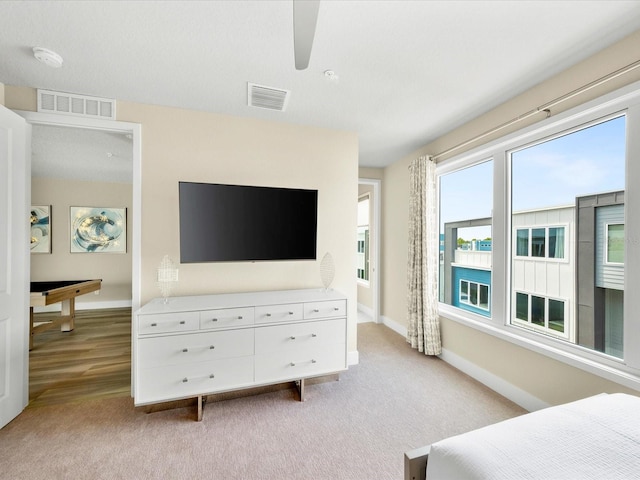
404,393 -> 640,480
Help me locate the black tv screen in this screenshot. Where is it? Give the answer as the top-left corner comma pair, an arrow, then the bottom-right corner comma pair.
179,182 -> 318,263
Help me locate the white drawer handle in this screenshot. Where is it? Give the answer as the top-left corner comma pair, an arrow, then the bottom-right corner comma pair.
334,307 -> 339,311
313,309 -> 319,313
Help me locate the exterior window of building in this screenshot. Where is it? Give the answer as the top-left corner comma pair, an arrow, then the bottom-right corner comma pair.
459,280 -> 490,311
357,195 -> 370,283
514,292 -> 566,335
606,224 -> 624,264
515,227 -> 565,259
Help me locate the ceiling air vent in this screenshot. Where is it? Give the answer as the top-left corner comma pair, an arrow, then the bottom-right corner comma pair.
247,83 -> 290,111
37,89 -> 116,120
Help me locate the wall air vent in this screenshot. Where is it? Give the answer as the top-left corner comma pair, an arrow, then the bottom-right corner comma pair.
247,83 -> 290,111
37,89 -> 116,120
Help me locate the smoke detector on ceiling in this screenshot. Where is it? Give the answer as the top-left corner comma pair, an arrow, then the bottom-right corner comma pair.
33,47 -> 63,68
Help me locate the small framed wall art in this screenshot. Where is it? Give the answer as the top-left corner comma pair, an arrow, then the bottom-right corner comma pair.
70,206 -> 127,253
30,205 -> 51,254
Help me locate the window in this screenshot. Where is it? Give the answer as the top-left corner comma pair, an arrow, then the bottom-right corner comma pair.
511,116 -> 625,353
459,280 -> 490,311
515,227 -> 565,259
436,82 -> 640,383
606,224 -> 624,264
357,195 -> 370,282
439,160 -> 493,316
513,292 -> 566,337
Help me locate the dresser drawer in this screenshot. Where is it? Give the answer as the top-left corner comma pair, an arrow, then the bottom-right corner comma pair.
138,329 -> 254,368
138,311 -> 199,335
200,307 -> 254,330
255,303 -> 304,324
304,300 -> 346,319
255,318 -> 345,354
136,356 -> 254,405
255,343 -> 346,384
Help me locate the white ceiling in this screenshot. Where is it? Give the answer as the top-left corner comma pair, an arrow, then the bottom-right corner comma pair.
3,0 -> 640,173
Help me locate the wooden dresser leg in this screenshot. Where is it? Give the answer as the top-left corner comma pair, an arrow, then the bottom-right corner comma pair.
295,378 -> 306,402
197,395 -> 206,421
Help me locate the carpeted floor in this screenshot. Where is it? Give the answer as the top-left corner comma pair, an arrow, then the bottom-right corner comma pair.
0,322 -> 525,480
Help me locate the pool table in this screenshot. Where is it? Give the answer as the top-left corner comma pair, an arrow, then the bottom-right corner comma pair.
29,279 -> 102,349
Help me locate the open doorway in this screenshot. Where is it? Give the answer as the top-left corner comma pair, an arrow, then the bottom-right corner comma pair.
19,111 -> 141,406
357,178 -> 381,324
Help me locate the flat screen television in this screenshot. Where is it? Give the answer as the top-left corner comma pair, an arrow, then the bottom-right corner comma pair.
179,181 -> 318,263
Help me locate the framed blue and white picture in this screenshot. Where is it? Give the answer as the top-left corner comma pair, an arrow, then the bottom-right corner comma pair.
70,206 -> 126,253
30,205 -> 51,254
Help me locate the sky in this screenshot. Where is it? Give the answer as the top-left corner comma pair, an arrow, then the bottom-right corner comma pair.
440,115 -> 626,241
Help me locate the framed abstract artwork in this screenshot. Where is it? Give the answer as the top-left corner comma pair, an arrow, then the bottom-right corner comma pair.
70,206 -> 127,253
30,205 -> 51,254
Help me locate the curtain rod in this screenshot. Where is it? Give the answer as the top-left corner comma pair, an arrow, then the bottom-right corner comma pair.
431,58 -> 640,161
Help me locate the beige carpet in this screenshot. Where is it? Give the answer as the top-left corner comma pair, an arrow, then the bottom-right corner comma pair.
0,323 -> 525,479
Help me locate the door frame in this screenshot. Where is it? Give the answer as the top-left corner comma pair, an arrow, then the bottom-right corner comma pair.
15,110 -> 142,311
358,177 -> 381,323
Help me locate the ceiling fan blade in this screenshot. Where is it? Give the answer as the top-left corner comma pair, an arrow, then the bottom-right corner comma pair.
293,0 -> 320,70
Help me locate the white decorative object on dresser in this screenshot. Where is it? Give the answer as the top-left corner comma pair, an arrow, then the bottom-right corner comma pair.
133,288 -> 347,420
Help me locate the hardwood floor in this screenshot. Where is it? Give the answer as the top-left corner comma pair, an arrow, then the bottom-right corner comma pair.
28,308 -> 132,408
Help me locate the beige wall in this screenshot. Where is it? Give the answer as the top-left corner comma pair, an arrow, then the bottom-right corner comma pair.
115,101 -> 359,351
7,87 -> 359,352
31,177 -> 133,307
381,30 -> 640,405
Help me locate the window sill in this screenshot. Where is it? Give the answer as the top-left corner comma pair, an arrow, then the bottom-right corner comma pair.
438,303 -> 640,392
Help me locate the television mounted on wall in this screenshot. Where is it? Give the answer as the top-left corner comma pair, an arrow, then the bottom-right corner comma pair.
178,181 -> 318,263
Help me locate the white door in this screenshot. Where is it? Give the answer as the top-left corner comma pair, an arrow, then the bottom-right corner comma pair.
0,105 -> 29,428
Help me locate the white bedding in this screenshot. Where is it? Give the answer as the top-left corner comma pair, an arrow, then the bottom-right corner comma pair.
426,393 -> 640,479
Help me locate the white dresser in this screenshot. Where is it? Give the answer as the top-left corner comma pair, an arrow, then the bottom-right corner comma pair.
133,289 -> 347,418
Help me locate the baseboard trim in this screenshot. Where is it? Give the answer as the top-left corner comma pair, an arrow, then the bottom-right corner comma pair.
348,350 -> 359,366
375,315 -> 547,412
357,303 -> 374,322
439,348 -> 549,412
380,315 -> 407,338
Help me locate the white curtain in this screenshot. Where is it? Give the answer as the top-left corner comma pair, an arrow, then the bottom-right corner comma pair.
406,155 -> 441,355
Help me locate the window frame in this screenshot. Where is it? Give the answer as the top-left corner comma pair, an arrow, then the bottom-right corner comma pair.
459,279 -> 491,312
605,222 -> 625,266
514,225 -> 569,262
511,290 -> 569,340
436,79 -> 640,390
